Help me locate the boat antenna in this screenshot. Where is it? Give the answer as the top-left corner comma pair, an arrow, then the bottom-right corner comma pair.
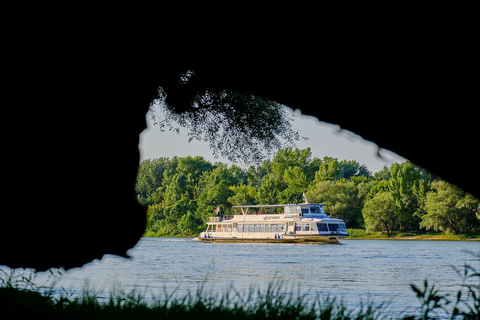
302,191 -> 310,204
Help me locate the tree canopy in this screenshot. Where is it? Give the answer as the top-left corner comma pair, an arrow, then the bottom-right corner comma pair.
150,79 -> 305,166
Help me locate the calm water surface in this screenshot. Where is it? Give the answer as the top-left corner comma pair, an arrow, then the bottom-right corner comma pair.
18,238 -> 480,316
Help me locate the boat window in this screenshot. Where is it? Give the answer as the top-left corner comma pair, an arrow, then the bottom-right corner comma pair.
260,224 -> 265,232
339,223 -> 347,232
217,225 -> 222,232
295,224 -> 310,231
281,224 -> 286,232
238,224 -> 243,232
254,224 -> 259,232
328,223 -> 340,232
310,206 -> 323,213
227,224 -> 232,232
310,223 -> 317,231
248,224 -> 254,232
317,223 -> 328,232
285,206 -> 302,214
243,224 -> 248,232
301,208 -> 309,214
265,224 -> 271,232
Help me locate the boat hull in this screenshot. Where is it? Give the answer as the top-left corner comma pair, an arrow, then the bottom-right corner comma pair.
197,236 -> 342,244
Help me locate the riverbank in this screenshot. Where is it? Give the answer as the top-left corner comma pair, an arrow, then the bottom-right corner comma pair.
346,229 -> 480,241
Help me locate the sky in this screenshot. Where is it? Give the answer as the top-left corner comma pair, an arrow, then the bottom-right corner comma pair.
138,107 -> 406,173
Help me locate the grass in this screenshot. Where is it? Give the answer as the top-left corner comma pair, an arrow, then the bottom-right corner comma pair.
1,252 -> 479,319
0,281 -> 383,320
346,229 -> 480,241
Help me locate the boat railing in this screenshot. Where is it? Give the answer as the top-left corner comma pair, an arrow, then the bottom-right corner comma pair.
240,211 -> 285,215
210,212 -> 286,222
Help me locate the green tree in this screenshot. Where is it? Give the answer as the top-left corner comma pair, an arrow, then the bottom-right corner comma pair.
145,196 -> 195,236
338,160 -> 371,179
270,148 -> 312,178
176,156 -> 213,186
246,159 -> 271,187
196,180 -> 234,222
278,166 -> 308,203
421,180 -> 480,234
145,203 -> 164,236
362,191 -> 397,237
413,179 -> 431,221
199,163 -> 243,193
228,184 -> 257,206
177,211 -> 202,235
226,164 -> 248,186
135,158 -> 170,203
162,172 -> 190,207
354,178 -> 376,228
306,180 -> 335,204
314,158 -> 340,182
389,162 -> 422,232
255,173 -> 284,204
365,180 -> 390,202
255,148 -> 318,204
373,165 -> 391,181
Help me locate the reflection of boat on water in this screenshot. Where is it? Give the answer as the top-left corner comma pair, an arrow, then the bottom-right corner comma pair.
198,202 -> 349,244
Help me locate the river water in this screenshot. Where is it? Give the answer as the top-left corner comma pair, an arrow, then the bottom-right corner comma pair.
8,238 -> 480,317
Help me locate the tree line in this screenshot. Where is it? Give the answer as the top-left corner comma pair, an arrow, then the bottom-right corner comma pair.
136,148 -> 480,237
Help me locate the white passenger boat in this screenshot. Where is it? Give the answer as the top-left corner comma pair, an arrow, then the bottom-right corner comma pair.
198,202 -> 349,243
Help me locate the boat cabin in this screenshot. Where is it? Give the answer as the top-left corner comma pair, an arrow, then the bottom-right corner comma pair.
233,203 -> 327,215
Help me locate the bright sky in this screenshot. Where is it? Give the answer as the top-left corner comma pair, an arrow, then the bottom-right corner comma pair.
139,107 -> 406,173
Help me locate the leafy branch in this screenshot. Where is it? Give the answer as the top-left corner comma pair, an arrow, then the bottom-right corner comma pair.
149,73 -> 306,166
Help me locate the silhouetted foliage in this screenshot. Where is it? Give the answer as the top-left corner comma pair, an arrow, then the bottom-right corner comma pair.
149,73 -> 305,166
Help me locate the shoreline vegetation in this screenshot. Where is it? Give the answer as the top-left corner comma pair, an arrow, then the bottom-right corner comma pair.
2,252 -> 479,319
346,229 -> 480,241
137,148 -> 480,239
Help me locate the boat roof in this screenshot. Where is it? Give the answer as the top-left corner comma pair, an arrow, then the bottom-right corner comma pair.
232,203 -> 324,208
